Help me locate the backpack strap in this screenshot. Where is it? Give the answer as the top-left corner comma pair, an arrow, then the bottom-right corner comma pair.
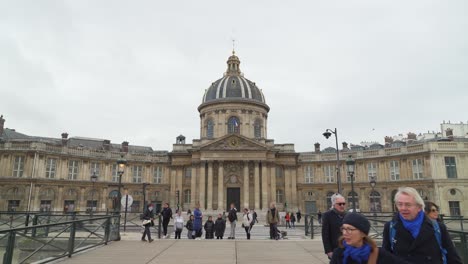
432,221 -> 447,264
389,221 -> 396,252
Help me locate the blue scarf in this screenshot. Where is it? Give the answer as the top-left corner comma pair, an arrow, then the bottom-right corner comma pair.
399,210 -> 424,239
343,241 -> 371,264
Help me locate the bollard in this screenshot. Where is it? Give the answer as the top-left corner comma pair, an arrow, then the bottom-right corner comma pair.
158,214 -> 162,239
32,215 -> 39,237
104,218 -> 110,245
67,221 -> 77,258
310,216 -> 314,239
304,215 -> 309,236
3,231 -> 16,264
24,213 -> 30,235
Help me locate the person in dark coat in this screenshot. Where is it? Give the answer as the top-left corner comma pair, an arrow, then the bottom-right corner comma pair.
141,204 -> 154,242
322,193 -> 347,259
227,203 -> 238,239
382,187 -> 462,264
204,216 -> 215,239
193,202 -> 203,239
331,213 -> 411,264
161,202 -> 173,238
185,214 -> 194,239
296,210 -> 301,223
214,213 -> 226,239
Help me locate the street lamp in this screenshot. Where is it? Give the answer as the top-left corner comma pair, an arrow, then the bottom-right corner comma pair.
116,155 -> 127,241
143,183 -> 149,213
346,155 -> 356,212
369,176 -> 377,219
323,128 -> 342,194
90,171 -> 98,218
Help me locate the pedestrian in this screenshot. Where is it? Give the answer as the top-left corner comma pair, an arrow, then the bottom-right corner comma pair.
290,212 -> 296,228
382,187 -> 461,264
267,202 -> 280,240
252,209 -> 258,224
185,214 -> 194,239
161,202 -> 173,238
242,208 -> 254,240
330,213 -> 411,264
285,211 -> 291,228
424,201 -> 440,222
317,210 -> 322,225
296,209 -> 301,223
174,210 -> 184,239
227,203 -> 237,239
214,213 -> 226,239
322,193 -> 347,259
187,209 -> 191,216
141,204 -> 154,243
204,215 -> 215,239
193,202 -> 203,240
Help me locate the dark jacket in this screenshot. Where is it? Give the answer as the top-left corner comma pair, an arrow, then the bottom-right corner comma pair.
142,208 -> 154,220
214,217 -> 226,237
382,214 -> 462,264
204,220 -> 215,238
185,219 -> 193,231
331,246 -> 411,264
321,209 -> 345,254
161,207 -> 172,220
228,208 -> 237,223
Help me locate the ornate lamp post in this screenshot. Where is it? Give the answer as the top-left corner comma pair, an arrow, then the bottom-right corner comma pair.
116,155 -> 127,240
323,128 -> 342,194
370,176 -> 377,219
346,155 -> 356,212
90,171 -> 98,218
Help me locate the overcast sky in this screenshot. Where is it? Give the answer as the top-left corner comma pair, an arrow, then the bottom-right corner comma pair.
1,1 -> 467,152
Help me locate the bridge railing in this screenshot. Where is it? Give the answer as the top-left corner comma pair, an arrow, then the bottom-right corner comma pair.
0,214 -> 120,264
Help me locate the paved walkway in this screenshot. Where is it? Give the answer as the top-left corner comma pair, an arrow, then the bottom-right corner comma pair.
58,239 -> 329,264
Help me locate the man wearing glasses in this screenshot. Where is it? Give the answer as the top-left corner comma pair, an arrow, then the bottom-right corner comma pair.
321,193 -> 347,259
382,187 -> 461,264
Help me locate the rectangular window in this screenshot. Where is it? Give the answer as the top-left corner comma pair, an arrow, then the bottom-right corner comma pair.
13,156 -> 25,177
412,159 -> 424,179
111,164 -> 119,182
8,200 -> 20,212
153,166 -> 163,183
45,158 -> 57,179
68,160 -> 79,180
304,165 -> 313,183
184,167 -> 191,178
449,201 -> 460,216
40,200 -> 52,212
132,165 -> 143,183
276,167 -> 283,178
86,200 -> 98,212
184,190 -> 191,203
389,161 -> 400,181
90,162 -> 101,176
276,189 -> 284,203
445,157 -> 457,178
367,163 -> 377,181
324,165 -> 335,183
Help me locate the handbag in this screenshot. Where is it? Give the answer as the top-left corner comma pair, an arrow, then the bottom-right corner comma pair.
142,219 -> 151,226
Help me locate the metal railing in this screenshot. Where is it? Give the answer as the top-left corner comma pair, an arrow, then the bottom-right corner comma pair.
0,214 -> 120,264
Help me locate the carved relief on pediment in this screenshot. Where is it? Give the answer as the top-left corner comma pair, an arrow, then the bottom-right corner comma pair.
203,136 -> 263,151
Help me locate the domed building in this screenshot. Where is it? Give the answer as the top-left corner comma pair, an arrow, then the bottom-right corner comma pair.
0,53 -> 467,218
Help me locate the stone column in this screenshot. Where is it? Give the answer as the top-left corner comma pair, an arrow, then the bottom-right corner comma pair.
218,161 -> 224,211
170,168 -> 176,206
199,162 -> 206,209
270,165 -> 276,205
101,187 -> 108,211
284,167 -> 291,209
177,167 -> 183,207
79,187 -> 86,212
207,162 -> 213,210
57,186 -> 64,211
33,185 -> 41,211
261,162 -> 268,210
191,164 -> 197,209
291,166 -> 297,210
254,161 -> 260,209
243,161 -> 249,209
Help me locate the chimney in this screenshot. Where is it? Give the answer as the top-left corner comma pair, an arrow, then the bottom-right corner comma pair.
122,141 -> 129,153
103,139 -> 111,151
342,142 -> 349,150
61,132 -> 69,146
0,115 -> 5,135
314,142 -> 320,153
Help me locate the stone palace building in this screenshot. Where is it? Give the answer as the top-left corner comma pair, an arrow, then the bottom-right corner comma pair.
1,52 -> 468,216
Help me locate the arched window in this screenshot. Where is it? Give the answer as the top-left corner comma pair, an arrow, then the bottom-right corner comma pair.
276,189 -> 284,203
254,119 -> 262,138
326,192 -> 335,209
347,191 -> 359,210
184,189 -> 191,203
227,116 -> 240,134
207,119 -> 214,139
369,191 -> 381,212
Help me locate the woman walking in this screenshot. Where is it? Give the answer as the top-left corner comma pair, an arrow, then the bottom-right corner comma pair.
242,208 -> 254,240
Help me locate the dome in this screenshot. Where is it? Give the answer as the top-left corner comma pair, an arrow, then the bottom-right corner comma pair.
201,52 -> 266,105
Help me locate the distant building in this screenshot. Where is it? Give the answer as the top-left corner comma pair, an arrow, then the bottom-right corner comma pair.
1,53 -> 467,217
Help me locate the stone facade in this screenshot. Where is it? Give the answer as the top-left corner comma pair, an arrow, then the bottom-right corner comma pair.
1,56 -> 468,217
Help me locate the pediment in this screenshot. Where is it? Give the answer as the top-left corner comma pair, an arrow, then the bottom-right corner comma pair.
200,135 -> 267,151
